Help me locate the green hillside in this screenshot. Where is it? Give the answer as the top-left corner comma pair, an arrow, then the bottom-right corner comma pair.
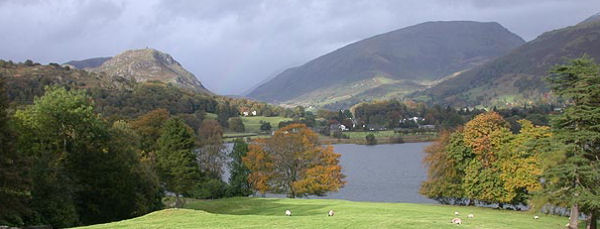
248,21 -> 524,109
414,16 -> 600,107
78,197 -> 568,229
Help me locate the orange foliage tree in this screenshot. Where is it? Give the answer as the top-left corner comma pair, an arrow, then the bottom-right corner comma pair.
243,123 -> 346,197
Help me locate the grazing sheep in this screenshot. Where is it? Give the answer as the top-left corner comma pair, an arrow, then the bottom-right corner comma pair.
454,211 -> 459,216
533,215 -> 539,219
451,218 -> 462,224
467,214 -> 474,218
285,210 -> 292,216
328,210 -> 335,216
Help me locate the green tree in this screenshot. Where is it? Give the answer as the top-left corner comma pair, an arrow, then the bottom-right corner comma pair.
156,118 -> 201,208
228,117 -> 245,132
0,76 -> 32,226
15,86 -> 160,226
259,121 -> 272,132
365,133 -> 377,145
539,57 -> 600,229
195,120 -> 227,199
226,138 -> 253,197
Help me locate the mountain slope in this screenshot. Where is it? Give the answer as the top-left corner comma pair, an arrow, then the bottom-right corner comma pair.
64,57 -> 111,69
414,15 -> 600,107
84,48 -> 211,94
248,21 -> 525,108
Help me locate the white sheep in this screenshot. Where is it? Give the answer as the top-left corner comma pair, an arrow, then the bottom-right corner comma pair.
467,214 -> 474,218
285,209 -> 292,216
533,215 -> 539,219
328,210 -> 335,216
454,211 -> 459,216
451,218 -> 462,224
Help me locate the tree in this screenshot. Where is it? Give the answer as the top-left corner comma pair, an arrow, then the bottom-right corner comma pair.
497,120 -> 550,205
0,76 -> 31,226
420,130 -> 473,204
365,133 -> 377,145
228,117 -> 245,132
130,108 -> 170,158
156,118 -> 201,208
197,119 -> 226,179
243,124 -> 346,198
259,121 -> 272,132
15,86 -> 160,226
196,119 -> 227,199
226,138 -> 253,197
539,57 -> 600,229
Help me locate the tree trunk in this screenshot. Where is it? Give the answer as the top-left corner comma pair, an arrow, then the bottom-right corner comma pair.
586,211 -> 597,229
175,193 -> 183,208
569,204 -> 579,229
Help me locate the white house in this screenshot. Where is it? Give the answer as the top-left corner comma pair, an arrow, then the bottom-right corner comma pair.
242,111 -> 249,116
251,111 -> 257,116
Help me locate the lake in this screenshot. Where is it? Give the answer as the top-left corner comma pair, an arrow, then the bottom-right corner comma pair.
225,142 -> 435,203
307,143 -> 435,203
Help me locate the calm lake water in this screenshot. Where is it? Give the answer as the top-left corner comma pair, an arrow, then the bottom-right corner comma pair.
308,143 -> 435,203
224,142 -> 435,203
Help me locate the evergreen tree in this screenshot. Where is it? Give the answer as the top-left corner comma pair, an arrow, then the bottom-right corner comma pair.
226,138 -> 253,197
540,57 -> 600,229
156,118 -> 201,207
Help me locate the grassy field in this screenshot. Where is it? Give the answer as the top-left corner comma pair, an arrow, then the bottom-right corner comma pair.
240,116 -> 292,133
78,197 -> 569,229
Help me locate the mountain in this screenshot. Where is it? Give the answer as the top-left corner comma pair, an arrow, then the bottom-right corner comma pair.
77,48 -> 210,94
247,21 -> 525,109
64,57 -> 111,69
414,14 -> 600,107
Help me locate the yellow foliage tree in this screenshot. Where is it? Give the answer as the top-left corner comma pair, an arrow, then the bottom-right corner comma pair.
243,123 -> 345,197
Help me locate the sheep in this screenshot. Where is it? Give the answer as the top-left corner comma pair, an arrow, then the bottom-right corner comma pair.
533,215 -> 539,219
467,214 -> 474,218
454,211 -> 459,216
451,218 -> 462,224
285,210 -> 292,216
328,210 -> 335,216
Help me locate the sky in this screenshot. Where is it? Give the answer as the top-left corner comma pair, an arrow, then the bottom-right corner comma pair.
0,0 -> 599,95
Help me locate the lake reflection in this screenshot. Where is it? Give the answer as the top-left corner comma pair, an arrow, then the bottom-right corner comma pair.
254,143 -> 435,203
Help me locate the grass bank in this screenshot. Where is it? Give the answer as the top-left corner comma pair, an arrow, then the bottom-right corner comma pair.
77,197 -> 568,229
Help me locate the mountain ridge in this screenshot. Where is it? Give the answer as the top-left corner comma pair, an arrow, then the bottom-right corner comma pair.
248,21 -> 525,108
411,16 -> 600,107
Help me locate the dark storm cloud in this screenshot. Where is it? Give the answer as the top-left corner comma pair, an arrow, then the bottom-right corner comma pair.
0,0 -> 598,95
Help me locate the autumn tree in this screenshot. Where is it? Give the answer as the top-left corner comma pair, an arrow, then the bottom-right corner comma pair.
156,118 -> 201,207
420,130 -> 474,204
197,119 -> 226,179
497,120 -> 550,205
539,57 -> 600,229
462,112 -> 512,205
130,108 -> 170,159
243,123 -> 345,198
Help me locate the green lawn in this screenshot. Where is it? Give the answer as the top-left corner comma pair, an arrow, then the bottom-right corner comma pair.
240,116 -> 292,133
77,197 -> 569,229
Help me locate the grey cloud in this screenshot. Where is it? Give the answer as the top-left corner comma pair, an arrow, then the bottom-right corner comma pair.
0,0 -> 598,94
